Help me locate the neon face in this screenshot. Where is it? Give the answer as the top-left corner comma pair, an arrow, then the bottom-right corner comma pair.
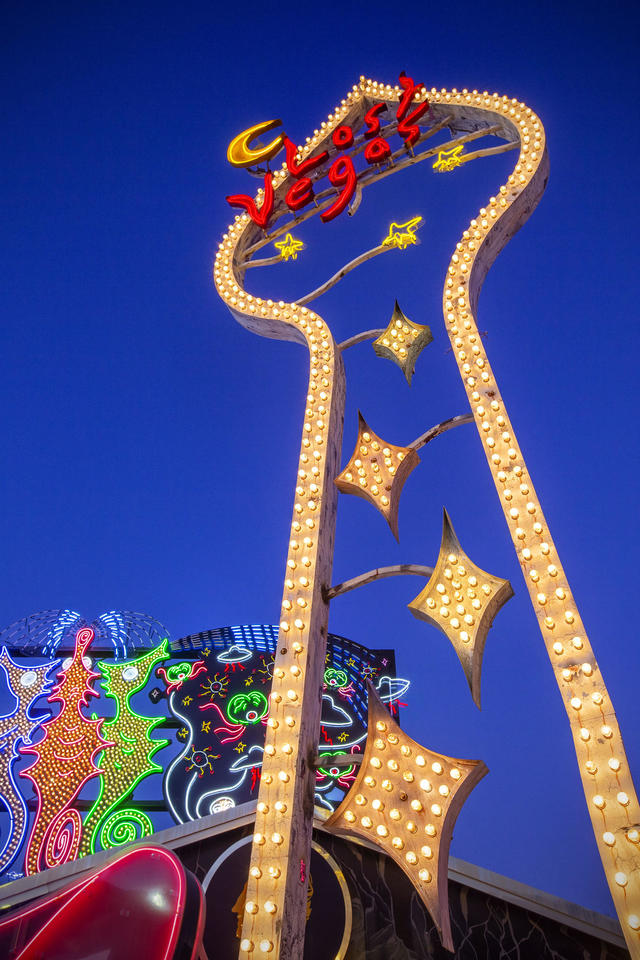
157,660 -> 206,694
317,752 -> 355,780
226,692 -> 269,726
316,750 -> 358,791
324,668 -> 348,689
168,663 -> 191,684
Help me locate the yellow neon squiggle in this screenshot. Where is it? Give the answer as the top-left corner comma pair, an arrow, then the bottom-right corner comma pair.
381,215 -> 423,250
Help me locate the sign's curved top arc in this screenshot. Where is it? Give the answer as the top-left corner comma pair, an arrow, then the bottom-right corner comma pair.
214,78 -> 546,352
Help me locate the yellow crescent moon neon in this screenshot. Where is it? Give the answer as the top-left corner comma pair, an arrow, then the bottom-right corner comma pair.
226,119 -> 285,168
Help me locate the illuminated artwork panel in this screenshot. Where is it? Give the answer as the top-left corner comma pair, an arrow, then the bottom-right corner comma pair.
0,623 -> 406,883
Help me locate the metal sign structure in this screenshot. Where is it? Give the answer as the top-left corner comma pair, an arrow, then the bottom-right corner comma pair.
215,74 -> 640,958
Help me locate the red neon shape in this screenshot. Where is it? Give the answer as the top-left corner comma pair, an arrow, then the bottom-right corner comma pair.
284,137 -> 329,178
364,136 -> 392,165
226,172 -> 274,228
396,72 -> 430,148
199,700 -> 246,742
332,125 -> 354,150
320,155 -> 357,223
0,845 -> 205,960
363,102 -> 387,139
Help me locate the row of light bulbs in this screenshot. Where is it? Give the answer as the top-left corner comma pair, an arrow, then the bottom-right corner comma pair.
233,293 -> 338,956
441,97 -> 640,941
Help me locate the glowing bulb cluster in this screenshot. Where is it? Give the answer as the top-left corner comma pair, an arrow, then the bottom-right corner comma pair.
326,688 -> 486,950
409,508 -> 513,707
334,412 -> 419,540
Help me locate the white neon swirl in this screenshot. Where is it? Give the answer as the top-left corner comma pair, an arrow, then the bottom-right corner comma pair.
321,695 -> 354,727
164,691 -> 196,825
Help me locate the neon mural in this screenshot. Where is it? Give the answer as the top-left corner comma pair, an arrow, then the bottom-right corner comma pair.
0,617 -> 408,883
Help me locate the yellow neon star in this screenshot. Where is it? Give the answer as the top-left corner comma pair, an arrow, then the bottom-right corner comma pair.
381,215 -> 423,250
433,145 -> 464,172
274,233 -> 304,261
234,741 -> 246,753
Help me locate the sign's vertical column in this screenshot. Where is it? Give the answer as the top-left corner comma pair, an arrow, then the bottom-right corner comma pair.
435,89 -> 640,957
238,306 -> 345,959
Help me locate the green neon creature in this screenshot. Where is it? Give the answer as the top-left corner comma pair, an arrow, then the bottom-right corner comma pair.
79,641 -> 169,856
323,668 -> 355,702
201,690 -> 270,743
226,691 -> 269,726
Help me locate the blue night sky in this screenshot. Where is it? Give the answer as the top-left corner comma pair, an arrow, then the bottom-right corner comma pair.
2,0 -> 639,920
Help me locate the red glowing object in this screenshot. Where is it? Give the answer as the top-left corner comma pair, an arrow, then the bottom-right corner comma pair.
396,73 -> 430,148
285,177 -> 315,212
364,137 -> 392,165
284,137 -> 328,178
332,125 -> 354,150
363,102 -> 387,139
0,845 -> 206,960
226,172 -> 274,228
320,155 -> 357,223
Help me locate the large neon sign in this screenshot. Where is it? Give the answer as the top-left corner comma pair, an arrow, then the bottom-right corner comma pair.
215,73 -> 640,959
226,72 -> 429,228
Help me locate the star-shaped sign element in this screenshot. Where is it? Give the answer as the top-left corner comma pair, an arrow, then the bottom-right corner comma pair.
373,301 -> 433,385
234,741 -> 246,754
408,508 -> 513,708
335,412 -> 419,540
325,683 -> 487,952
381,215 -> 423,250
274,233 -> 304,261
433,145 -> 464,172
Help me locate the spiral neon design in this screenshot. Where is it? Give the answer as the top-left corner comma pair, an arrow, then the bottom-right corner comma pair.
75,627 -> 94,646
96,808 -> 153,853
43,808 -> 82,869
